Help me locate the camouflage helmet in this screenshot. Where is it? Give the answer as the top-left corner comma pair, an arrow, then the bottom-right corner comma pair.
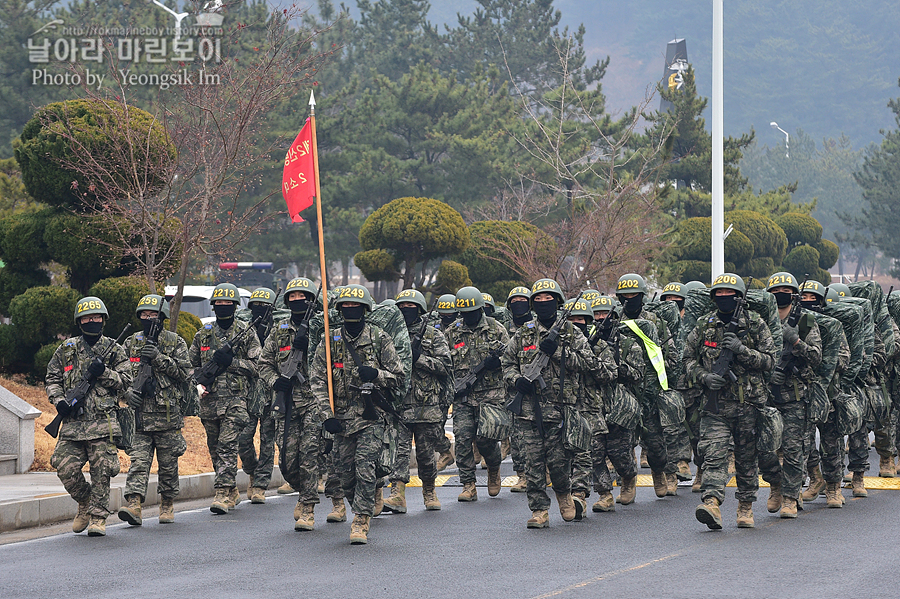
800,280 -> 827,302
437,293 -> 457,314
395,289 -> 427,313
135,294 -> 169,319
248,287 -> 276,306
506,285 -> 532,307
74,296 -> 108,324
285,277 -> 316,300
580,289 -> 602,303
333,284 -> 374,311
825,287 -> 842,303
682,280 -> 707,294
591,296 -> 617,313
829,283 -> 851,299
530,278 -> 565,307
481,293 -> 496,309
766,272 -> 800,293
564,298 -> 593,319
660,282 -> 686,300
616,273 -> 648,296
209,282 -> 241,305
709,273 -> 746,297
455,286 -> 485,313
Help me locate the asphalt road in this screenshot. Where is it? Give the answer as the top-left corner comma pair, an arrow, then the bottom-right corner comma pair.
1,449 -> 897,599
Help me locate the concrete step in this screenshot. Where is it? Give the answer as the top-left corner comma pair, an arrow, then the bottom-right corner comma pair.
0,455 -> 16,477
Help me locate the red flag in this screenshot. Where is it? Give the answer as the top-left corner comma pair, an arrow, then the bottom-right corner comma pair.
282,118 -> 316,223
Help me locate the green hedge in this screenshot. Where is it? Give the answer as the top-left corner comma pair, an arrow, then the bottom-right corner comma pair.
33,340 -> 63,378
782,245 -> 821,279
176,311 -> 202,346
776,212 -> 823,247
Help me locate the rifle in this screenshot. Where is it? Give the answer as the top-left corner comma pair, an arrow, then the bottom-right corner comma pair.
771,274 -> 808,403
704,284 -> 751,415
45,323 -> 133,439
454,346 -> 504,399
506,295 -> 583,437
273,285 -> 320,417
193,307 -> 274,390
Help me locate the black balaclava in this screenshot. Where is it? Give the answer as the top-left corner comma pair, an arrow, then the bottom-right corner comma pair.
670,298 -> 685,312
80,320 -> 104,345
214,302 -> 236,329
462,308 -> 483,328
571,320 -> 588,335
141,315 -> 160,337
399,306 -> 420,327
532,299 -> 557,327
289,296 -> 311,325
619,294 -> 643,318
484,305 -> 495,318
249,304 -> 272,342
714,294 -> 739,323
341,305 -> 366,337
801,299 -> 821,312
772,291 -> 793,308
511,302 -> 532,327
440,313 -> 458,327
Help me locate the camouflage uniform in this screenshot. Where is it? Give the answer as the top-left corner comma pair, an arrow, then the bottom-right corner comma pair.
189,320 -> 261,491
258,318 -> 324,506
426,318 -> 454,458
445,315 -> 510,485
238,321 -> 278,491
759,313 -> 822,500
684,309 -> 776,505
848,326 -> 886,474
873,321 -> 900,465
47,336 -> 132,517
501,319 -> 599,512
805,324 -> 851,484
122,329 -> 191,502
310,325 -> 404,517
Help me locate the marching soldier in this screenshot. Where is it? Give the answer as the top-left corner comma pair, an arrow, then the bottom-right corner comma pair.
506,285 -> 534,492
432,292 -> 459,472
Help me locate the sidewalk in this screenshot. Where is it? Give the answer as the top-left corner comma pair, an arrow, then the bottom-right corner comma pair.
0,467 -> 285,532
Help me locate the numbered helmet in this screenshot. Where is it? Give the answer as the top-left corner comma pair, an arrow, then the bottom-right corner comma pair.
591,296 -> 617,313
766,272 -> 799,293
710,273 -> 746,297
530,278 -> 565,306
454,286 -> 485,313
481,293 -> 495,309
135,294 -> 169,319
829,283 -> 851,298
660,282 -> 686,300
616,273 -> 648,296
209,282 -> 241,305
74,296 -> 108,323
437,293 -> 458,314
333,284 -> 374,311
800,280 -> 826,302
580,289 -> 602,303
395,289 -> 427,313
682,280 -> 707,294
564,298 -> 593,319
248,287 -> 276,306
506,286 -> 532,307
285,277 -> 316,301
825,287 -> 842,303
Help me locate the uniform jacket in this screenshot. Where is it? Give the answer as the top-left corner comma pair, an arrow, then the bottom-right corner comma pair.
123,329 -> 191,431
444,314 -> 509,407
189,320 -> 261,419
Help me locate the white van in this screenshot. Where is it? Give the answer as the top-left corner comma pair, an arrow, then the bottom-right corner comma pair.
164,285 -> 251,324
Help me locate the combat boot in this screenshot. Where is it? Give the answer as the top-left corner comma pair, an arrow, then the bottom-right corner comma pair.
676,460 -> 692,481
327,497 -> 347,522
73,500 -> 90,533
227,487 -> 241,510
457,481 -> 478,502
374,488 -> 384,516
349,514 -> 370,544
527,510 -> 549,528
692,468 -> 703,493
666,473 -> 678,496
617,475 -> 637,505
825,482 -> 843,508
87,515 -> 107,537
780,496 -> 798,518
210,489 -> 229,514
248,487 -> 266,504
572,492 -> 587,521
510,472 -> 527,493
556,491 -> 576,522
436,449 -> 455,472
118,494 -> 143,526
651,470 -> 668,498
851,471 -> 867,497
695,496 -> 722,530
500,438 -> 511,461
487,467 -> 502,497
294,503 -> 315,531
879,455 -> 895,478
317,474 -> 326,494
592,491 -> 615,512
640,451 -> 650,469
159,498 -> 175,524
802,465 -> 826,501
767,482 -> 783,513
422,479 -> 441,510
383,482 -> 407,514
277,482 -> 295,494
736,501 -> 755,528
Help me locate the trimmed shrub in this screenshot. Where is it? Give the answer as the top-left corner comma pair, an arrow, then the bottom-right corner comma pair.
9,285 -> 80,345
0,266 -> 50,316
176,311 -> 202,345
33,340 -> 64,378
742,257 -> 776,280
815,239 -> 839,270
726,210 -> 789,264
435,260 -> 472,294
782,245 -> 821,279
776,212 -> 823,247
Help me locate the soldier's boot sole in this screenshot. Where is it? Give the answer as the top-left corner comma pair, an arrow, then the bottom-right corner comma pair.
592,492 -> 615,512
87,517 -> 107,537
617,476 -> 637,505
766,486 -> 783,513
676,460 -> 693,481
852,472 -> 867,497
695,502 -> 723,530
651,471 -> 668,498
118,505 -> 142,526
825,482 -> 843,508
73,502 -> 90,533
383,482 -> 407,514
327,499 -> 347,523
457,483 -> 478,502
158,499 -> 175,524
294,505 -> 315,531
572,495 -> 587,521
249,487 -> 267,504
527,510 -> 549,529
780,497 -> 798,519
277,483 -> 295,494
210,491 -> 229,515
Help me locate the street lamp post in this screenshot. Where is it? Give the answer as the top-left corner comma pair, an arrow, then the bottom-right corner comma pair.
770,121 -> 789,158
711,0 -> 724,278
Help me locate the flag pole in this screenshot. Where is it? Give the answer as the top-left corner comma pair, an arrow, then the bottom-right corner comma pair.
309,90 -> 334,415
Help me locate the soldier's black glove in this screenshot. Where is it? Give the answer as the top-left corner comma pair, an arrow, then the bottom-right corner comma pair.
539,336 -> 558,356
86,358 -> 106,380
212,348 -> 233,368
140,344 -> 159,361
515,377 -> 534,394
412,346 -> 423,364
782,326 -> 800,347
292,330 -> 309,352
484,354 -> 502,371
323,417 -> 343,434
617,363 -> 629,381
323,438 -> 334,455
358,365 -> 378,382
273,376 -> 293,392
770,370 -> 786,386
55,399 -> 72,417
702,373 -> 728,390
721,332 -> 746,355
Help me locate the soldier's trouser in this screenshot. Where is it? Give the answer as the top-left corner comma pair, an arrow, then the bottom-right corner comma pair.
51,438 -> 119,517
517,416 -> 572,511
125,429 -> 186,500
335,423 -> 383,517
806,411 -> 843,483
683,388 -> 703,466
847,426 -> 871,473
434,408 -> 452,455
698,400 -> 759,505
874,407 -> 898,459
592,423 -> 637,493
571,447 -> 592,497
391,421 -> 441,484
663,421 -> 693,466
453,403 -> 502,485
640,403 -> 669,473
274,408 -> 321,505
202,404 -> 249,489
507,396 -> 525,472
238,408 -> 276,488
759,401 -> 807,499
